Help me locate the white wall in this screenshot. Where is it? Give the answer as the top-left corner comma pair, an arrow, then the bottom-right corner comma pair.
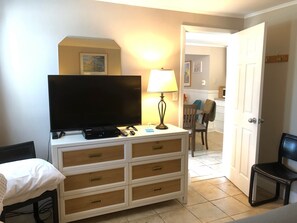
185,45 -> 226,90
185,55 -> 210,90
0,0 -> 243,159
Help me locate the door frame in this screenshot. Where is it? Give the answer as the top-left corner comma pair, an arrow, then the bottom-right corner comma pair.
179,25 -> 236,127
179,25 -> 236,181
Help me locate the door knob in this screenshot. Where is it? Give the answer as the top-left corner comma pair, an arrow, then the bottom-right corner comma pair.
259,118 -> 264,124
248,118 -> 257,124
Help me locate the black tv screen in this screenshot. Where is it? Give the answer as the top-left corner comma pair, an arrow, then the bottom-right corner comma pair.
48,75 -> 142,132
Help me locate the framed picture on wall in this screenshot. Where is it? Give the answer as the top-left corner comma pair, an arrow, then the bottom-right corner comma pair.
184,61 -> 191,86
193,61 -> 203,73
80,53 -> 107,75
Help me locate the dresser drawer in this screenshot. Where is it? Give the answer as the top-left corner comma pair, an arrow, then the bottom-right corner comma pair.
65,189 -> 125,215
64,167 -> 125,192
132,159 -> 181,180
132,139 -> 181,158
132,179 -> 181,201
62,145 -> 124,167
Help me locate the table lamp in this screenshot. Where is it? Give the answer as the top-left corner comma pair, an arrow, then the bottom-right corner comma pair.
147,69 -> 178,129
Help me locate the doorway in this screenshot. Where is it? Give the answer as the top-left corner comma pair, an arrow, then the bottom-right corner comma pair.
180,24 -> 267,195
179,25 -> 233,180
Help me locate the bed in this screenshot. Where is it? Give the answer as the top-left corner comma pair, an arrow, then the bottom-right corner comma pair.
0,173 -> 6,223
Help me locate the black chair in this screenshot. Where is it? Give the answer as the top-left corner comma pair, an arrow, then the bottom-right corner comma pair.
183,104 -> 197,157
195,99 -> 216,150
0,141 -> 59,223
249,133 -> 297,206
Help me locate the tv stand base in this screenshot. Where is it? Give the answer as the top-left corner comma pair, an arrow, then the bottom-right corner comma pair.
50,124 -> 188,223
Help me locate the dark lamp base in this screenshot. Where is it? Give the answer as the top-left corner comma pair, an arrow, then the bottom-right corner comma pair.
156,123 -> 168,130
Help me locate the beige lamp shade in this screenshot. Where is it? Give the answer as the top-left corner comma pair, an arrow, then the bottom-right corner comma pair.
147,69 -> 178,93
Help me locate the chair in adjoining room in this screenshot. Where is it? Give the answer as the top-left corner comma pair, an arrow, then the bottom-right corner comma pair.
193,99 -> 202,110
0,141 -> 65,223
195,99 -> 216,150
183,104 -> 197,157
193,99 -> 203,121
249,133 -> 297,206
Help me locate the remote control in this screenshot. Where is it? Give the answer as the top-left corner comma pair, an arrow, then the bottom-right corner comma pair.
126,126 -> 138,131
120,130 -> 128,136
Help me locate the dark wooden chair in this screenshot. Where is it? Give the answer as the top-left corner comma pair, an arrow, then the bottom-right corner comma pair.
249,133 -> 297,206
183,104 -> 197,157
195,99 -> 216,150
0,141 -> 59,223
193,99 -> 203,122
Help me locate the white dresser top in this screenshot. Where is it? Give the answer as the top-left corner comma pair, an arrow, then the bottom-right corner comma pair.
50,124 -> 187,147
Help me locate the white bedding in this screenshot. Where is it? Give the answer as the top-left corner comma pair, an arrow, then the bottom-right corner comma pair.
0,173 -> 7,215
0,158 -> 65,206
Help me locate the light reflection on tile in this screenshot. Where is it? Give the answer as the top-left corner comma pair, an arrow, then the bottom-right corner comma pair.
128,214 -> 164,223
124,206 -> 157,222
159,208 -> 202,223
187,202 -> 228,222
212,197 -> 251,216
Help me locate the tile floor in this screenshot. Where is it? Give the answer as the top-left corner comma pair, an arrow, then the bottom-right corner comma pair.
6,132 -> 283,223
189,131 -> 224,181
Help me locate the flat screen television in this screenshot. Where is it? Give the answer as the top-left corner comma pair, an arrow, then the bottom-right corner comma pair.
48,75 -> 142,132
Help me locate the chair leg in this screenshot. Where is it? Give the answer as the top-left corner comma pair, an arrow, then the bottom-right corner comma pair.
33,202 -> 43,223
248,167 -> 255,206
201,132 -> 204,145
284,184 -> 291,205
52,190 -> 59,223
188,136 -> 191,150
249,170 -> 281,207
191,132 -> 195,157
205,131 -> 208,150
275,182 -> 280,199
0,211 -> 5,222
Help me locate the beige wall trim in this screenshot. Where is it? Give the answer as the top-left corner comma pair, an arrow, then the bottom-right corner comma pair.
245,0 -> 297,18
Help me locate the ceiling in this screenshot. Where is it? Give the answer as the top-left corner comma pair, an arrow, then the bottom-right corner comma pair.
96,0 -> 297,18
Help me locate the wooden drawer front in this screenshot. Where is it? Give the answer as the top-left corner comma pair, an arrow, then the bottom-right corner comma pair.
132,179 -> 181,201
65,189 -> 125,215
132,159 -> 181,180
63,145 -> 124,167
64,167 -> 125,191
132,139 -> 181,158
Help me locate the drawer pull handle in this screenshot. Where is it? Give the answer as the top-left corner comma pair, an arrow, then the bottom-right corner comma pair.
90,177 -> 102,182
152,166 -> 162,171
153,187 -> 162,192
88,153 -> 102,158
91,200 -> 101,204
152,145 -> 163,150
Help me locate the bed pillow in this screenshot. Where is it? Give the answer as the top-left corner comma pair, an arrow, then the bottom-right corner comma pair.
0,158 -> 65,206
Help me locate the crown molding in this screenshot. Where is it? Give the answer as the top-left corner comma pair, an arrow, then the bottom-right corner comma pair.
245,0 -> 297,18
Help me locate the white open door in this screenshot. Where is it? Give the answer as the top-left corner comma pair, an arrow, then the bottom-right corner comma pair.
223,23 -> 266,195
